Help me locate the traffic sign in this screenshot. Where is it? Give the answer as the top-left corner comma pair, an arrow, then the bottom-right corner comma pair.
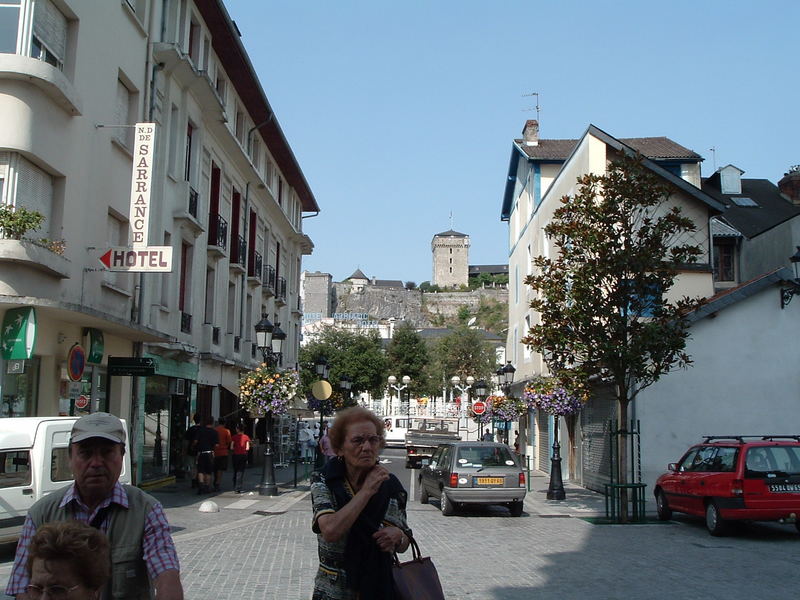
75,395 -> 89,410
108,356 -> 157,376
472,400 -> 487,415
99,247 -> 173,272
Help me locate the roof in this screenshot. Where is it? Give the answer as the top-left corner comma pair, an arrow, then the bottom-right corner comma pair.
195,1 -> 319,212
346,269 -> 368,281
469,264 -> 509,275
374,280 -> 405,289
514,136 -> 702,162
702,176 -> 800,239
710,217 -> 742,238
502,124 -> 724,220
688,267 -> 795,323
433,230 -> 468,238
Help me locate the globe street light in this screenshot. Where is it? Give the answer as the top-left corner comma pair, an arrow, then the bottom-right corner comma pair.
450,375 -> 475,418
314,357 -> 330,470
388,375 -> 411,414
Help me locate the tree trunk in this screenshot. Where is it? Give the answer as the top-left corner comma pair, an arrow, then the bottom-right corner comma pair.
616,388 -> 630,523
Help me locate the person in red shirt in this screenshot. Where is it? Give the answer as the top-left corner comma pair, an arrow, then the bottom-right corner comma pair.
230,423 -> 251,493
213,419 -> 232,492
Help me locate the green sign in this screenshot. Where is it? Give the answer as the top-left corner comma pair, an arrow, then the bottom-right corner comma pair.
85,328 -> 104,364
1,307 -> 37,360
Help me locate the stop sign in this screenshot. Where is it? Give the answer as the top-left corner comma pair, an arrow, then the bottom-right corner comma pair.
472,400 -> 486,415
75,395 -> 89,410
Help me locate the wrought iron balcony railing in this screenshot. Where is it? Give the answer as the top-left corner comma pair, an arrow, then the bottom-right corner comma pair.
208,213 -> 228,250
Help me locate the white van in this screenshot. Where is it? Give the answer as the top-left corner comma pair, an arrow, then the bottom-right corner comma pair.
383,415 -> 410,449
0,417 -> 132,543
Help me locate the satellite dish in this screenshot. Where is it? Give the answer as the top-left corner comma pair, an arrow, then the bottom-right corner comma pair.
467,317 -> 477,326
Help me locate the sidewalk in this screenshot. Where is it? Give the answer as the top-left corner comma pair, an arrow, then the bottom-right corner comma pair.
522,472 -> 608,518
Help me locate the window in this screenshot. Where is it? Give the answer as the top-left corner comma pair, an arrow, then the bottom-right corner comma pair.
184,122 -> 194,182
713,241 -> 736,282
0,2 -> 22,54
105,213 -> 129,289
215,70 -> 226,104
51,447 -> 72,482
167,104 -> 179,175
234,108 -> 244,144
0,451 -> 31,488
114,78 -> 135,149
188,16 -> 200,64
32,0 -> 66,70
160,231 -> 171,306
1,152 -> 55,238
204,266 -> 215,323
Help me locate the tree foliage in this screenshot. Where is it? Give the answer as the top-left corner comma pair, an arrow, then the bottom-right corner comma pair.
425,325 -> 497,397
523,155 -> 705,405
386,322 -> 430,397
299,326 -> 388,399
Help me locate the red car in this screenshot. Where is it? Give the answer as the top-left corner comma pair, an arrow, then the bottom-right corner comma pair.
654,436 -> 800,535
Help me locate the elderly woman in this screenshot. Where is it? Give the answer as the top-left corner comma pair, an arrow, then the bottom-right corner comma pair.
25,520 -> 110,599
311,407 -> 412,600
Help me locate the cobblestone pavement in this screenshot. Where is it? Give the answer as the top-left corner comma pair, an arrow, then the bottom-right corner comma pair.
3,464 -> 800,599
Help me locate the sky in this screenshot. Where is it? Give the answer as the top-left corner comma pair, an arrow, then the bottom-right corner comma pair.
226,0 -> 799,285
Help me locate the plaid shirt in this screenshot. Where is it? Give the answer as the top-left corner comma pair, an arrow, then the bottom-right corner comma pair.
5,482 -> 180,596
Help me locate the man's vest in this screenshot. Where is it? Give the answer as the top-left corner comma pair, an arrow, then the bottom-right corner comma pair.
28,485 -> 156,600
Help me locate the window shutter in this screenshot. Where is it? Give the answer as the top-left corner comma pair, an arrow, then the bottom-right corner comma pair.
16,155 -> 53,237
33,0 -> 67,63
115,80 -> 132,148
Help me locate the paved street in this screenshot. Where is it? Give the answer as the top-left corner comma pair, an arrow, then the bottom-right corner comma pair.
2,449 -> 800,599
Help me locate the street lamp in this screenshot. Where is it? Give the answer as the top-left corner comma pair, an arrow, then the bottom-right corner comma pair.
450,375 -> 475,417
313,357 -> 330,470
388,375 -> 411,414
339,375 -> 352,404
254,315 -> 279,496
495,362 -> 516,445
780,246 -> 800,308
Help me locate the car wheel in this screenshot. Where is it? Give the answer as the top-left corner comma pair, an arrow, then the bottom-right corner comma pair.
509,501 -> 523,517
440,492 -> 455,516
420,484 -> 429,505
705,501 -> 728,536
655,491 -> 672,521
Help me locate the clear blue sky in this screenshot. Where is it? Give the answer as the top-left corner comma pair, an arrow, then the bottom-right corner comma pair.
227,0 -> 799,285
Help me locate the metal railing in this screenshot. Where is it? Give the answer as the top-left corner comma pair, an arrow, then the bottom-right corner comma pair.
232,234 -> 246,266
263,265 -> 276,292
180,312 -> 192,334
188,186 -> 199,218
249,250 -> 262,279
208,213 -> 228,250
277,276 -> 287,302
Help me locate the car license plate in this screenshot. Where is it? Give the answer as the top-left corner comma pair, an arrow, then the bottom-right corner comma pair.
476,477 -> 503,485
769,483 -> 800,493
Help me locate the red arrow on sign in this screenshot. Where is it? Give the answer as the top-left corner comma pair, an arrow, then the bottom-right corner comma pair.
99,250 -> 112,268
472,400 -> 486,415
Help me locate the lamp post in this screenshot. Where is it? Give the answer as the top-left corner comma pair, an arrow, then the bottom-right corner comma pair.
472,378 -> 488,437
496,362 -> 516,443
388,375 -> 411,414
780,246 -> 800,308
314,357 -> 330,470
254,314 -> 284,496
450,375 -> 474,418
339,375 -> 352,405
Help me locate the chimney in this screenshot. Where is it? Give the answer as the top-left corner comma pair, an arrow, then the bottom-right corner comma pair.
778,166 -> 800,206
522,120 -> 539,147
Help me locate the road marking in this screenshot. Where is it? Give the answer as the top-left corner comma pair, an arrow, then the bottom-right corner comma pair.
226,499 -> 258,510
409,468 -> 416,500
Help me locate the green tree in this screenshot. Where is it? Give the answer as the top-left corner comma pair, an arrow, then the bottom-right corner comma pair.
475,297 -> 507,335
427,325 -> 496,395
522,155 -> 705,519
299,327 -> 388,399
386,322 -> 430,398
456,305 -> 471,324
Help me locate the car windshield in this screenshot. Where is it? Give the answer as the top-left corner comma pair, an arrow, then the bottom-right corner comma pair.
456,446 -> 515,468
745,446 -> 800,478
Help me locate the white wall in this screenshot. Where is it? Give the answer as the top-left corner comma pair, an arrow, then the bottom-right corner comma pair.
636,284 -> 800,491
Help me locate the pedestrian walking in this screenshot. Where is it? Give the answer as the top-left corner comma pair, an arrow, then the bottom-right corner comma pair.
319,422 -> 336,464
230,423 -> 251,493
194,416 -> 218,494
298,421 -> 315,463
213,419 -> 232,491
5,412 -> 184,599
482,430 -> 494,442
184,413 -> 202,488
311,407 -> 411,600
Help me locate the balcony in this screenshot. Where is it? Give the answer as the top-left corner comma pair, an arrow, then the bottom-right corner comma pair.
173,182 -> 204,236
230,234 -> 246,273
292,294 -> 303,317
180,311 -> 192,334
207,213 -> 228,259
275,276 -> 287,306
247,251 -> 262,286
262,264 -> 276,297
0,239 -> 70,279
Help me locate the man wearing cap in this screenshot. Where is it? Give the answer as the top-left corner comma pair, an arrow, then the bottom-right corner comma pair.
5,413 -> 184,599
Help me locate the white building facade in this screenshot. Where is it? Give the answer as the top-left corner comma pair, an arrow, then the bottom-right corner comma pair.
0,0 -> 317,483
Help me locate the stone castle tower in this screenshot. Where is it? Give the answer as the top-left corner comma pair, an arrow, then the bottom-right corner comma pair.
431,230 -> 470,288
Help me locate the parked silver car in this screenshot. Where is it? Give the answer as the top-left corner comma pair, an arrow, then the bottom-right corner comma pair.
419,441 -> 526,516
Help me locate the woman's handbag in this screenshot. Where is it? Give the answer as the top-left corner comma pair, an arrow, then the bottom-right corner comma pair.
392,535 -> 445,600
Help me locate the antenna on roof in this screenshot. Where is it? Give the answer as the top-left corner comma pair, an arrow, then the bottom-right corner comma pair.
709,147 -> 717,172
522,92 -> 540,122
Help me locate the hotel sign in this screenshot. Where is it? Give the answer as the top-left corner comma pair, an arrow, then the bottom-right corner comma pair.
129,123 -> 155,247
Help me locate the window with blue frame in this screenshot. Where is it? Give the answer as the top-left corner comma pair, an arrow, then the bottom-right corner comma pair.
622,279 -> 663,318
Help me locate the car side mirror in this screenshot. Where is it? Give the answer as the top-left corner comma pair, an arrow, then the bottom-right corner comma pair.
668,462 -> 678,472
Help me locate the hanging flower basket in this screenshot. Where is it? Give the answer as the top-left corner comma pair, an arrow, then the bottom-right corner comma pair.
238,364 -> 299,417
489,394 -> 527,421
522,377 -> 582,416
